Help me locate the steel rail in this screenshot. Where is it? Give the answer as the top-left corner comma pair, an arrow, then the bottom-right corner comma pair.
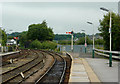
35,51 -> 66,84
35,52 -> 56,84
56,53 -> 66,84
18,51 -> 46,84
2,50 -> 43,83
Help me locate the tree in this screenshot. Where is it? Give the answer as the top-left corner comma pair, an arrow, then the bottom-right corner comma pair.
0,28 -> 2,45
98,12 -> 120,51
95,39 -> 104,45
7,36 -> 14,39
76,36 -> 92,45
27,21 -> 54,41
0,29 -> 7,46
19,31 -> 28,47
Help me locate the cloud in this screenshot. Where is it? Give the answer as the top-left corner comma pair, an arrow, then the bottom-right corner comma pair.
0,0 -> 119,2
2,2 -> 118,34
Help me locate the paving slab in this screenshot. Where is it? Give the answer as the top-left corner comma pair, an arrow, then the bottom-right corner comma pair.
69,58 -> 90,82
68,52 -> 100,83
68,52 -> 119,84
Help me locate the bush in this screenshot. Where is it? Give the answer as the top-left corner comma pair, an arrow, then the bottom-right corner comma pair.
76,37 -> 92,45
95,45 -> 104,50
29,40 -> 57,50
30,39 -> 42,49
95,39 -> 104,45
58,40 -> 71,45
8,46 -> 13,52
41,41 -> 57,50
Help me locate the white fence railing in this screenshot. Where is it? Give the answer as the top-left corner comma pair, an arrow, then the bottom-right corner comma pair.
94,48 -> 120,54
94,48 -> 120,59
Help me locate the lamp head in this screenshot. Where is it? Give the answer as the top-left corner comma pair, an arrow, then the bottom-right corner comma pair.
100,7 -> 109,12
87,22 -> 92,24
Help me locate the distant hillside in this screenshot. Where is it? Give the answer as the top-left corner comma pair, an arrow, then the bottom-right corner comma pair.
54,33 -> 103,41
54,33 -> 85,40
8,32 -> 102,41
7,32 -> 21,37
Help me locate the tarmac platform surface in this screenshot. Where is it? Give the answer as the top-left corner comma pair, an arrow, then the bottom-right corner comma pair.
68,52 -> 119,84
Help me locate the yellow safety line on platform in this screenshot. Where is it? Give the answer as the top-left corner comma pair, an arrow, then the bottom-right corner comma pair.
68,52 -> 101,83
82,58 -> 101,83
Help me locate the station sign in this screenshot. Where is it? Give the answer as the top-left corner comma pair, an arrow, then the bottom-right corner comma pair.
66,31 -> 74,34
85,43 -> 87,47
14,37 -> 19,40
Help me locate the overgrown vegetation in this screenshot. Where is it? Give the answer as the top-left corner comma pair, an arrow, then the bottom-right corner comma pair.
29,39 -> 57,50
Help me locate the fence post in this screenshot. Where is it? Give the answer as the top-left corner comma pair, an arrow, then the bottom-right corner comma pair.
109,52 -> 112,67
85,47 -> 86,53
119,53 -> 120,60
92,49 -> 94,58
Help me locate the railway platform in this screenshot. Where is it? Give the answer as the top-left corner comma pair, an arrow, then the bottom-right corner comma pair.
0,51 -> 20,56
68,52 -> 100,83
68,52 -> 119,84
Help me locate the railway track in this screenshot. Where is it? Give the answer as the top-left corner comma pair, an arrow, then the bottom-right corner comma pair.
35,51 -> 66,84
1,50 -> 45,84
1,50 -> 69,84
2,50 -> 30,66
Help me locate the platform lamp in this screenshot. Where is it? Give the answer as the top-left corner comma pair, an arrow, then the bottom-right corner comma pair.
100,7 -> 112,67
87,21 -> 95,58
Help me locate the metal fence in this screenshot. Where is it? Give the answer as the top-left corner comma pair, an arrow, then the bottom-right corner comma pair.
94,48 -> 120,67
57,45 -> 93,53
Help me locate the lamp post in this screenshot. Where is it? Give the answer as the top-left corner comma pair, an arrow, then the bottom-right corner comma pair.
87,22 -> 95,58
100,7 -> 112,67
81,30 -> 87,53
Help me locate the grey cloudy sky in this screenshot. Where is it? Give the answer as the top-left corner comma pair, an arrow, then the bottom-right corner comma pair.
0,1 -> 119,34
